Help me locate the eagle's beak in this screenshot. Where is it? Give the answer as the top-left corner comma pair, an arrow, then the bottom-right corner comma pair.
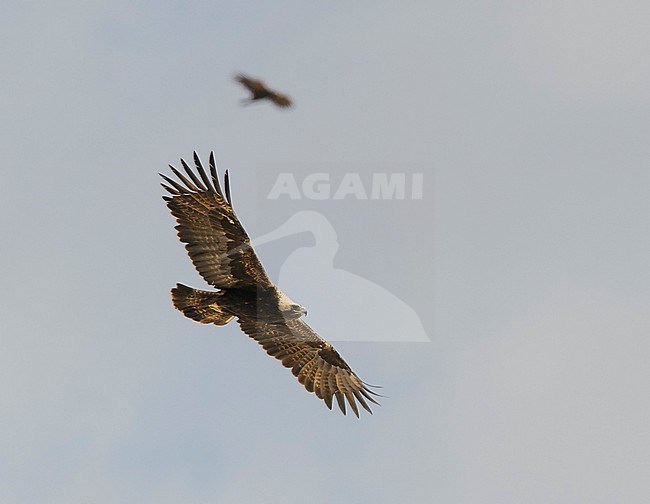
301,307 -> 308,317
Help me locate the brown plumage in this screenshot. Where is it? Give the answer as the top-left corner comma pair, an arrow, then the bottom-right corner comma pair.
161,152 -> 380,416
235,74 -> 292,108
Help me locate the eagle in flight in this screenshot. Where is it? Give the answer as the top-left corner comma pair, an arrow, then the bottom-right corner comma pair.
235,74 -> 292,108
161,153 -> 380,416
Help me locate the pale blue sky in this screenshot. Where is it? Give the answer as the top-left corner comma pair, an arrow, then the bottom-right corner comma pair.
2,1 -> 650,503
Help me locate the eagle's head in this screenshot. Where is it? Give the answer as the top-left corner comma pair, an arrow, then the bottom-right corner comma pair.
276,289 -> 308,320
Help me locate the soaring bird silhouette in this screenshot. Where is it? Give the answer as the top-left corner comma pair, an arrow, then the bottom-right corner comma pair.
235,74 -> 292,108
160,152 -> 380,416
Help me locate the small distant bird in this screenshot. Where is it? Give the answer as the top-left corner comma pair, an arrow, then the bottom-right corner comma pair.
160,153 -> 380,416
235,74 -> 292,108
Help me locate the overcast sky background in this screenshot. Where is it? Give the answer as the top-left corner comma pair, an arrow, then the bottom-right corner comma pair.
2,1 -> 650,503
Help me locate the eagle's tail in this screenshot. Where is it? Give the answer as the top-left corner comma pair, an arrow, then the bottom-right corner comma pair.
171,283 -> 235,326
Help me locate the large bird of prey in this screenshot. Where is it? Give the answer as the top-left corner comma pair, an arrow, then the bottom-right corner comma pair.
160,153 -> 379,416
235,74 -> 292,108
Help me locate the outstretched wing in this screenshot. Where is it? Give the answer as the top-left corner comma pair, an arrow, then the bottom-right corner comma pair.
161,152 -> 272,290
235,74 -> 268,98
238,318 -> 381,417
